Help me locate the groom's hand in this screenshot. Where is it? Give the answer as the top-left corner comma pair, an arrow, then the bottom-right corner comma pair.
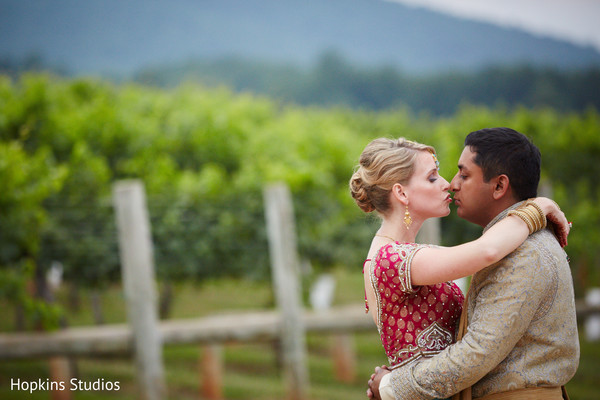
367,365 -> 389,399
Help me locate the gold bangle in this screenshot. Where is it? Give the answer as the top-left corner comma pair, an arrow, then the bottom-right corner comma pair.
529,206 -> 544,232
520,207 -> 539,232
525,201 -> 547,230
522,206 -> 542,232
532,205 -> 546,230
508,209 -> 535,234
516,202 -> 547,234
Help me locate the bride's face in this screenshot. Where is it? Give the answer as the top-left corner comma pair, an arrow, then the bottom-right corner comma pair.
403,151 -> 452,219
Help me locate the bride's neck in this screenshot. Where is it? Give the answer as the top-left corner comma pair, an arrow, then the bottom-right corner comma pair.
377,218 -> 420,243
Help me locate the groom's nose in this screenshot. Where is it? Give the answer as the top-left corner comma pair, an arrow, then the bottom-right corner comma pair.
449,173 -> 460,192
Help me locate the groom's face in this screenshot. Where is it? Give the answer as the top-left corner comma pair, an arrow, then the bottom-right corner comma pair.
450,146 -> 496,227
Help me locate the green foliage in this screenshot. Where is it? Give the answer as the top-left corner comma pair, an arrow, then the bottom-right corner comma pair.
0,260 -> 64,331
0,139 -> 66,329
134,53 -> 600,115
40,141 -> 119,287
1,73 -> 599,320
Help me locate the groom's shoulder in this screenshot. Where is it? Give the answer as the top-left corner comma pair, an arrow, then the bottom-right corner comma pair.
481,229 -> 557,274
500,228 -> 566,275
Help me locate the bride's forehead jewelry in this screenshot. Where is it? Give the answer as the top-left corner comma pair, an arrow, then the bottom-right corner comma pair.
428,149 -> 440,169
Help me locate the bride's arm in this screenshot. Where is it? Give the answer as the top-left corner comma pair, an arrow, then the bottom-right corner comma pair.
411,197 -> 569,286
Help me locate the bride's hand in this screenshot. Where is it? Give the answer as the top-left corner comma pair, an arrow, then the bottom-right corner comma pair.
532,197 -> 570,247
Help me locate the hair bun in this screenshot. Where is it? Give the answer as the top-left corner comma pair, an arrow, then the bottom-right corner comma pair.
350,171 -> 375,213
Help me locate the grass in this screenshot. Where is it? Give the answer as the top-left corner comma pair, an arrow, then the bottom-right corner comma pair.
0,268 -> 598,399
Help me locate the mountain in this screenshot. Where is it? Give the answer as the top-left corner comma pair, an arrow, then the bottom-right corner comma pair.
1,0 -> 599,77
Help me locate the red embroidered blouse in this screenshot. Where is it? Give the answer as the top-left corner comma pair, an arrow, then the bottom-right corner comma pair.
365,242 -> 464,368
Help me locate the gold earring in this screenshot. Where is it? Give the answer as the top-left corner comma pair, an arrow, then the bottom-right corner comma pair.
403,206 -> 412,230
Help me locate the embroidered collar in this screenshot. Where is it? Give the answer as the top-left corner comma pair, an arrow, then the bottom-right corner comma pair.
483,201 -> 526,234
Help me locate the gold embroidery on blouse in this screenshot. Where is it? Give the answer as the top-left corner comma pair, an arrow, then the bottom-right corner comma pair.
369,243 -> 424,333
369,257 -> 383,333
418,321 -> 454,350
391,242 -> 422,295
388,321 -> 454,368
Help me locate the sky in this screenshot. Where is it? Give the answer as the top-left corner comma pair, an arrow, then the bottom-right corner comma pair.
386,0 -> 600,53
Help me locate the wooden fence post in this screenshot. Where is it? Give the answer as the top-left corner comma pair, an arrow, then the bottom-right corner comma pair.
264,183 -> 309,400
332,333 -> 356,383
201,344 -> 223,399
113,180 -> 166,400
46,262 -> 73,400
49,356 -> 72,400
310,273 -> 357,383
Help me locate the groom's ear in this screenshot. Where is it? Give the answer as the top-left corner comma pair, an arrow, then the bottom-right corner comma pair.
492,174 -> 510,200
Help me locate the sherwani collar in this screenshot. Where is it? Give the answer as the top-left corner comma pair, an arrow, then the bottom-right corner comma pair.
482,201 -> 526,234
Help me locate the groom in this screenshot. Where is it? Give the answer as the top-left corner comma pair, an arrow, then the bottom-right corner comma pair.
368,127 -> 579,400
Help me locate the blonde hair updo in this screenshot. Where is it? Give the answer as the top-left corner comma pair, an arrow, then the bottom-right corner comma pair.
349,137 -> 435,215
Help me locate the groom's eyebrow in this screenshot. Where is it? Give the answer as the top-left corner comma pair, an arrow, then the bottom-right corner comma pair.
457,165 -> 471,175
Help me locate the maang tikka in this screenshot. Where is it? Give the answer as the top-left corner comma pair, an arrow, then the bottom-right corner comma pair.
403,205 -> 412,230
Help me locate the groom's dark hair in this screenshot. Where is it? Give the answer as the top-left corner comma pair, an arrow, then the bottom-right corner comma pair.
464,127 -> 541,201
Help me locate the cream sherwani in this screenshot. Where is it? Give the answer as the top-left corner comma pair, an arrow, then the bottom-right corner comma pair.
388,203 -> 580,399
